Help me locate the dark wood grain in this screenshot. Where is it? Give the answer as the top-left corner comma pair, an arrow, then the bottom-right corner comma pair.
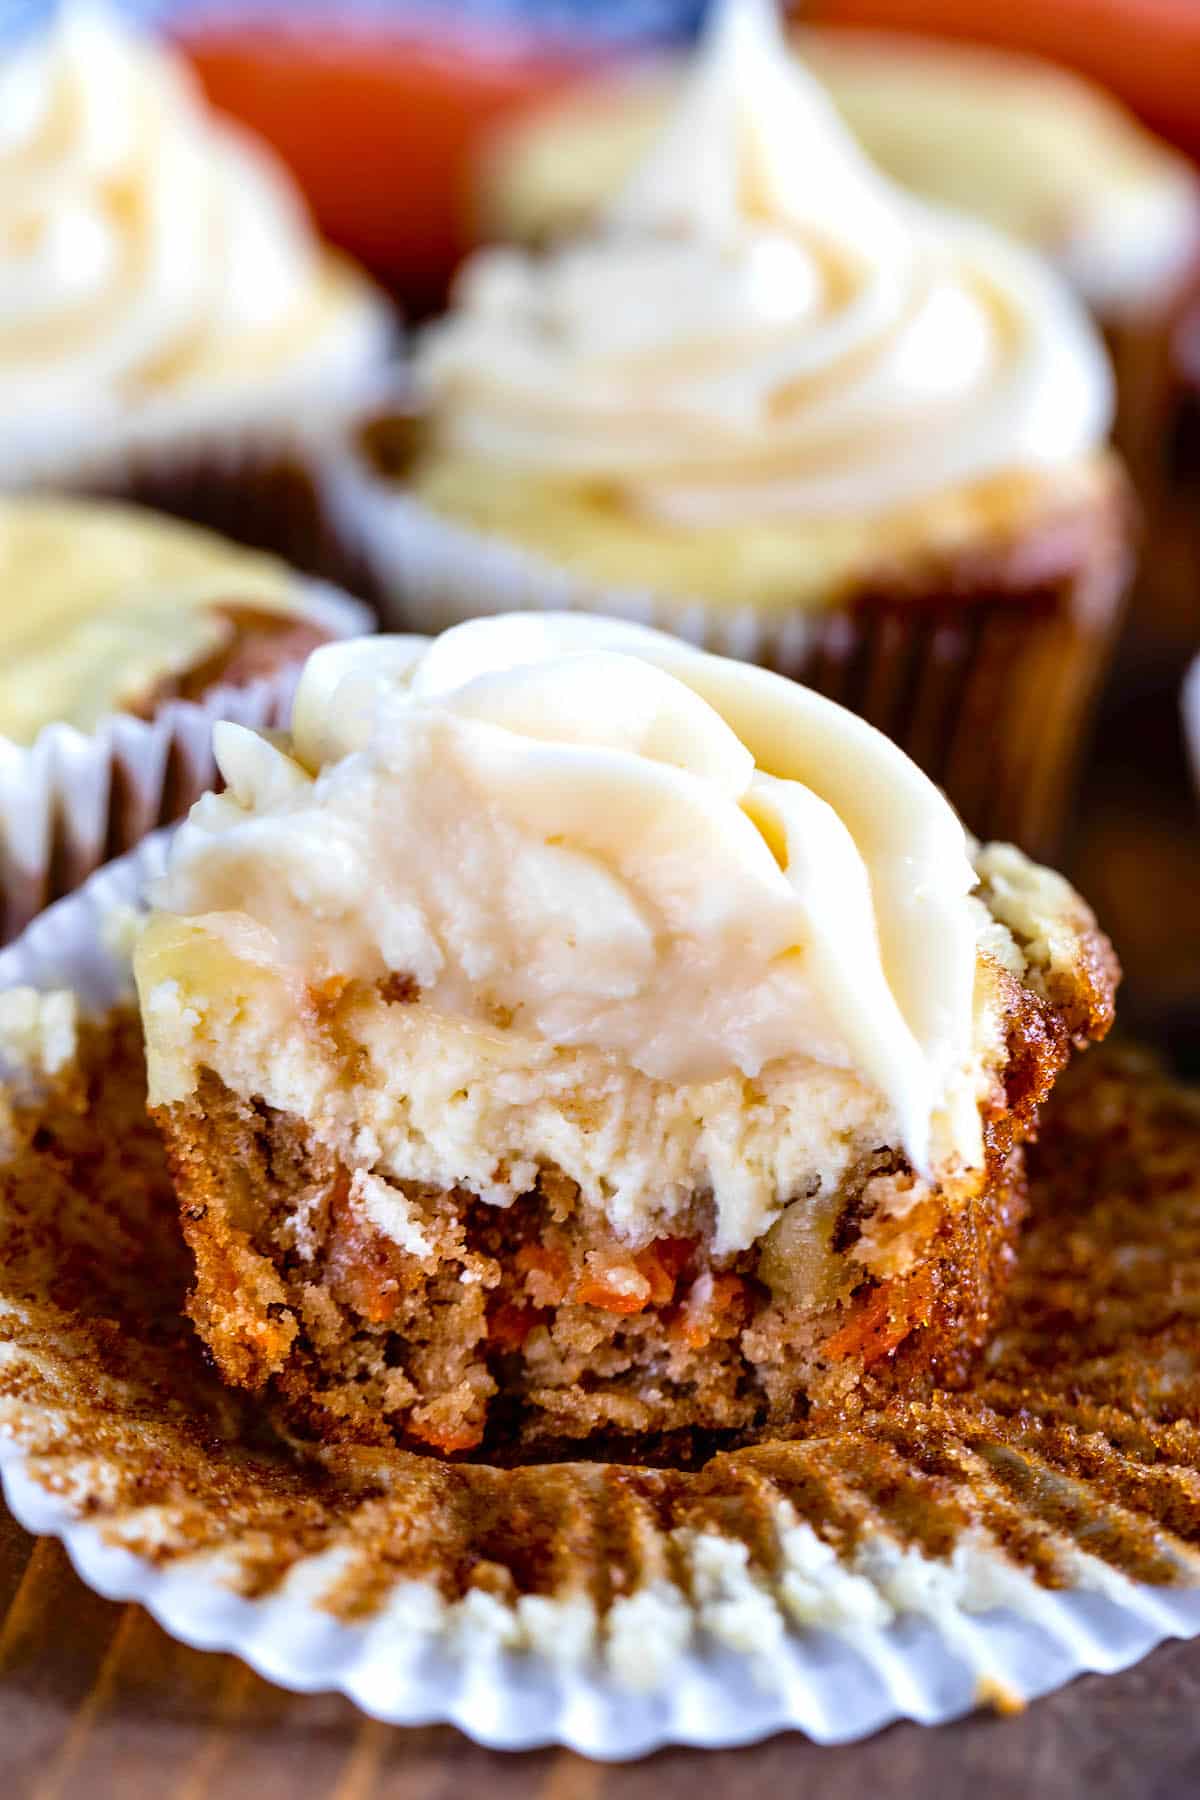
3,1500 -> 1200,1800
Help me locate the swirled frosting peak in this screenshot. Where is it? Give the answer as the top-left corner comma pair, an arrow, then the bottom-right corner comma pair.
148,614 -> 986,1200
419,0 -> 1112,521
0,3 -> 391,471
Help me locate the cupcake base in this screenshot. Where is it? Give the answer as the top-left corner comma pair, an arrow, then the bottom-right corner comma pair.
1121,283 -> 1200,662
153,1071 -> 1030,1460
1097,261 -> 1200,666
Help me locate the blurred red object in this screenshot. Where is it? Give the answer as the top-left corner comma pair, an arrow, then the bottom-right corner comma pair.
179,22 -> 588,314
811,0 -> 1200,160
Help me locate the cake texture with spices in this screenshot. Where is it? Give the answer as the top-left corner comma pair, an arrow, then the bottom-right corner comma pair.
135,615 -> 1117,1456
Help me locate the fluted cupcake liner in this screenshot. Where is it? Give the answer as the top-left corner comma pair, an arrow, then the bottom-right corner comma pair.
1,841 -> 1200,1754
5,368 -> 397,588
0,579 -> 371,944
321,446 -> 1130,857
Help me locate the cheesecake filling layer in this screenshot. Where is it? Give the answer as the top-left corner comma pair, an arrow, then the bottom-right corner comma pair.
136,614 -> 1012,1254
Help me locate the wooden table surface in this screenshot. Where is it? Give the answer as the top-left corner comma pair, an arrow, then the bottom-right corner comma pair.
5,627 -> 1200,1793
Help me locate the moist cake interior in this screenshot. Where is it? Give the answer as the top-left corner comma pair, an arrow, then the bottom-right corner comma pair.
151,849 -> 1116,1460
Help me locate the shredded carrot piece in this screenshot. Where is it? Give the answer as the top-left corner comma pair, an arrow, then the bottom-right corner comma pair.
575,1266 -> 653,1314
823,1272 -> 934,1367
515,1243 -> 570,1303
326,1170 -> 401,1323
711,1272 -> 747,1312
408,1420 -> 483,1455
671,1272 -> 749,1349
487,1300 -> 544,1351
634,1236 -> 696,1304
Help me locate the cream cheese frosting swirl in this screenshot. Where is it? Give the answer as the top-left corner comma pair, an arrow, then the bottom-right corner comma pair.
148,613 -> 985,1208
418,0 -> 1112,523
0,3 -> 392,474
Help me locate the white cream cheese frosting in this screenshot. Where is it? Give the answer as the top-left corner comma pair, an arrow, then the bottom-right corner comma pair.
800,33 -> 1200,321
137,613 -> 998,1252
483,28 -> 1200,323
421,0 -> 1112,524
0,2 -> 393,479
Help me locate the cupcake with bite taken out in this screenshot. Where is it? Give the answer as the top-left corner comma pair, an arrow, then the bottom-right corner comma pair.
133,613 -> 1117,1456
324,0 -> 1130,855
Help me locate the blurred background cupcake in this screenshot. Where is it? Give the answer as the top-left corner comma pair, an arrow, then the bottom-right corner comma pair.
478,15 -> 1200,660
0,493 -> 369,937
324,0 -> 1130,855
0,2 -> 397,568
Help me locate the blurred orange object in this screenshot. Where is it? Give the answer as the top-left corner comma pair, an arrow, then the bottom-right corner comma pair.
812,0 -> 1200,159
179,23 -> 588,314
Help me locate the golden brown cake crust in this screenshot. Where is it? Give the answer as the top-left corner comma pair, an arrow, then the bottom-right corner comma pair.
151,899 -> 1117,1461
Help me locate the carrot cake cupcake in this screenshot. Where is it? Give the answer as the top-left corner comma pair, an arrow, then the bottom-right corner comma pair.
326,0 -> 1130,853
0,2 -> 395,560
133,614 -> 1117,1457
0,494 -> 367,935
479,21 -> 1199,477
481,16 -> 1200,662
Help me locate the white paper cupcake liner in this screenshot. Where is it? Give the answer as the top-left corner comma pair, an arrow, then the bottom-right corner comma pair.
321,440 -> 818,660
2,315 -> 400,493
1,842 -> 1200,1755
0,578 -> 371,942
5,330 -> 401,582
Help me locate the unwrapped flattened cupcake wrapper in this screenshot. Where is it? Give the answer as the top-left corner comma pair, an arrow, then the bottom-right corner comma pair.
2,842 -> 1200,1755
321,449 -> 1128,855
0,579 -> 371,943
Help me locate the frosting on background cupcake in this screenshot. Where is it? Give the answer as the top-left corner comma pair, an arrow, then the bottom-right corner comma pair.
420,0 -> 1112,528
482,23 -> 1200,326
0,3 -> 394,481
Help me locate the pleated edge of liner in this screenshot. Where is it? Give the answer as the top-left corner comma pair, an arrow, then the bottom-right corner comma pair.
4,1440 -> 1200,1757
318,435 -> 843,662
316,421 -> 1112,654
2,839 -> 1200,1753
